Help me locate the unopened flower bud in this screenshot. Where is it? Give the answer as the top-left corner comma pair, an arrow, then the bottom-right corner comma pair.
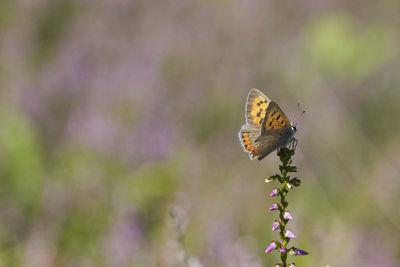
265,178 -> 273,183
265,241 -> 278,254
269,189 -> 279,197
265,174 -> 279,183
285,183 -> 293,190
269,203 -> 279,211
284,230 -> 296,239
283,212 -> 293,220
272,220 -> 280,231
289,248 -> 309,256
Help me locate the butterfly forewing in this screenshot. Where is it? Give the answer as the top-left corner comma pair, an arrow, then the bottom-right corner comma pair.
245,88 -> 271,126
261,102 -> 291,134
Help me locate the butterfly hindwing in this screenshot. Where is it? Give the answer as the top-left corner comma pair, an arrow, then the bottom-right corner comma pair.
245,88 -> 271,126
261,101 -> 291,134
254,134 -> 287,161
238,124 -> 262,160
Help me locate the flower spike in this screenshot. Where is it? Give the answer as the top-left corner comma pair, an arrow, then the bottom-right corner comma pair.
264,147 -> 308,265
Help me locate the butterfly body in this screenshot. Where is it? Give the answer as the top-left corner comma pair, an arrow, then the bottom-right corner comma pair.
239,89 -> 297,161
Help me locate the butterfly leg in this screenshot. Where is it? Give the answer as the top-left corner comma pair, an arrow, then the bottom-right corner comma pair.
288,138 -> 298,151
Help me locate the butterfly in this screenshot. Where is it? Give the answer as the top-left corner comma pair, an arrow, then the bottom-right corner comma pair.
238,88 -> 299,161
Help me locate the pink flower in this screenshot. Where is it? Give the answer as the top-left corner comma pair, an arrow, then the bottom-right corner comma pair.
284,230 -> 296,239
283,212 -> 293,220
269,203 -> 279,211
265,241 -> 278,254
269,189 -> 279,197
272,220 -> 280,231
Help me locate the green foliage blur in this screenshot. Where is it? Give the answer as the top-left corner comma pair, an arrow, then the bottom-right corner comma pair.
0,1 -> 399,266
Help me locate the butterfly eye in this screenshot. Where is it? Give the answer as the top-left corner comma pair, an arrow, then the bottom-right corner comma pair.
291,125 -> 297,132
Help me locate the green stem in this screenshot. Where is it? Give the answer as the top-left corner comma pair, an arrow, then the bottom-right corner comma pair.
278,148 -> 292,267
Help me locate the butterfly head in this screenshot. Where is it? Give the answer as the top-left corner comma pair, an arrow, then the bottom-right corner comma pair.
291,123 -> 297,133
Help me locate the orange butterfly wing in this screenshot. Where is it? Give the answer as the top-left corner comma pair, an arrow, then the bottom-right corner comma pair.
238,124 -> 262,159
261,102 -> 291,132
246,88 -> 271,126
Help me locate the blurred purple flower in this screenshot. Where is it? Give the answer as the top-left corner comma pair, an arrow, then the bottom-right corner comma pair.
207,221 -> 263,266
134,119 -> 178,161
67,109 -> 119,150
105,213 -> 143,266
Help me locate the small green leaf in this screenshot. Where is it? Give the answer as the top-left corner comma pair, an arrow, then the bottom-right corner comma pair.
266,174 -> 280,183
285,166 -> 297,173
290,178 -> 301,187
270,174 -> 281,179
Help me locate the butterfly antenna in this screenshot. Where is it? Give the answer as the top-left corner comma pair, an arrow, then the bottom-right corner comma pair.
291,102 -> 301,121
293,108 -> 306,123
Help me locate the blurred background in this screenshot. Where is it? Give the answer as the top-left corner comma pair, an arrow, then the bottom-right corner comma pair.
0,0 -> 399,266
